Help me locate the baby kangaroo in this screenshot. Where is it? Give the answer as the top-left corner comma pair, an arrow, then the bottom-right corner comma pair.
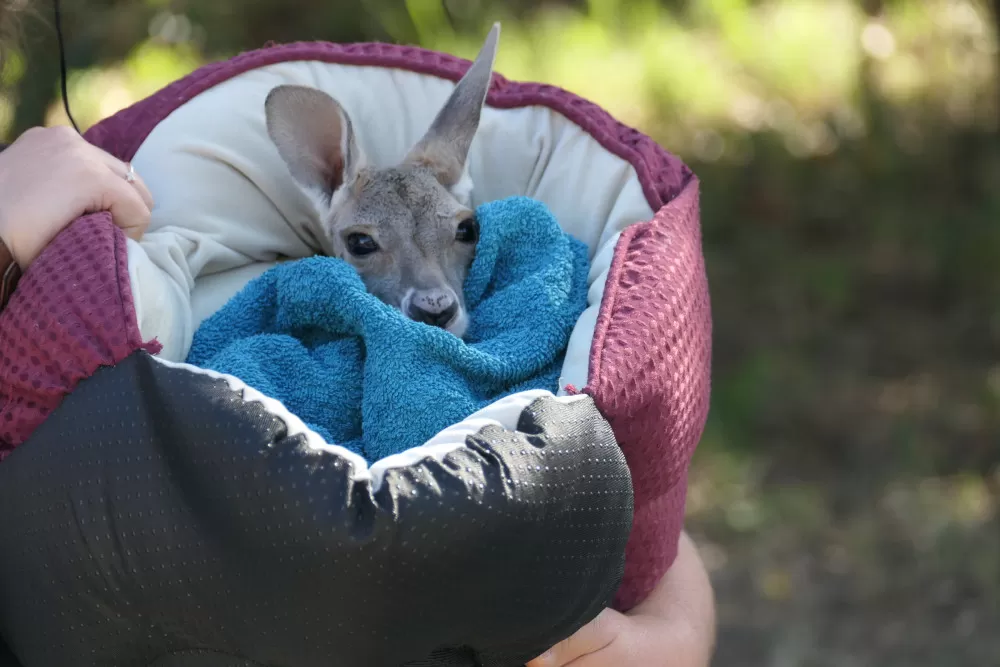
264,24 -> 501,338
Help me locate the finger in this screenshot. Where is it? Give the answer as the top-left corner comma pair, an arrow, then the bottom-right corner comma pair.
554,638 -> 630,667
88,145 -> 156,211
125,168 -> 155,212
526,609 -> 623,667
570,613 -> 709,667
96,168 -> 152,241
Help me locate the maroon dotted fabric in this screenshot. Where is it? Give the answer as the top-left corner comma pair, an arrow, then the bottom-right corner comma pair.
0,41 -> 711,611
0,214 -> 161,457
584,179 -> 712,610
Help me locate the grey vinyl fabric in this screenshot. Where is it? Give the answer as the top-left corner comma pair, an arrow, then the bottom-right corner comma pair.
0,638 -> 19,667
0,351 -> 633,667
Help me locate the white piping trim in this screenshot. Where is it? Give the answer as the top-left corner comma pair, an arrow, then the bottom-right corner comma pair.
150,356 -> 588,492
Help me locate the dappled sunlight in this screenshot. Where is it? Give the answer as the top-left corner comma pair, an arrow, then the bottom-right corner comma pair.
45,40 -> 202,129
18,0 -> 993,166
434,0 -> 997,161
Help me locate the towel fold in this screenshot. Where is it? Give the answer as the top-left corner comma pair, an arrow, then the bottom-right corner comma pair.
186,196 -> 591,463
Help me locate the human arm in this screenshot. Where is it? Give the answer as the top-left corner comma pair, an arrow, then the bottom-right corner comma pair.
527,530 -> 716,667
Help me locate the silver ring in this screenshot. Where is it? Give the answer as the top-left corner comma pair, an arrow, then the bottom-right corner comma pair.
124,162 -> 136,184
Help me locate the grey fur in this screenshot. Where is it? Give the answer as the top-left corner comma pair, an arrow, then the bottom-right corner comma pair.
264,23 -> 501,338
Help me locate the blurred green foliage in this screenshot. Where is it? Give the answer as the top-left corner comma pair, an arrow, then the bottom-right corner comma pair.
2,0 -> 998,663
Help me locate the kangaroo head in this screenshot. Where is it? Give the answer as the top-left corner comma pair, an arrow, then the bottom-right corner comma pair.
264,24 -> 500,338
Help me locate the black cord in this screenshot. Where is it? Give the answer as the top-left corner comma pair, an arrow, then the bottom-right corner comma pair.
52,0 -> 81,134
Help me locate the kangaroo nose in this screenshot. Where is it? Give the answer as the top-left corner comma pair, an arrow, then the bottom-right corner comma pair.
406,289 -> 459,328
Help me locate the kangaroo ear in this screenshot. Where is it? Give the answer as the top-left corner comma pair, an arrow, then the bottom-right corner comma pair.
405,22 -> 499,188
265,84 -> 366,200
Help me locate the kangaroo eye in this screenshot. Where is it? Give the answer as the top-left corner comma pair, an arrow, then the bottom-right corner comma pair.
346,233 -> 379,257
456,217 -> 479,244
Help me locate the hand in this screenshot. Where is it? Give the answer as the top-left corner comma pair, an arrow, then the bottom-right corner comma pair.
0,125 -> 154,269
527,532 -> 716,667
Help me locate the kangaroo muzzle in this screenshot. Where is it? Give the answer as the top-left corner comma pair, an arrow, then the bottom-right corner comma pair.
403,287 -> 463,331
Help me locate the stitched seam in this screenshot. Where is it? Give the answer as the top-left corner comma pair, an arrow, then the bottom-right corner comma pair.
111,219 -> 141,352
584,222 -> 643,394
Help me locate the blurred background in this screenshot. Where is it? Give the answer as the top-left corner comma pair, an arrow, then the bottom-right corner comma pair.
2,0 -> 998,664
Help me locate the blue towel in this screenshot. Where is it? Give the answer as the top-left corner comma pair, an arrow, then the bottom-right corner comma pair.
186,196 -> 591,463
